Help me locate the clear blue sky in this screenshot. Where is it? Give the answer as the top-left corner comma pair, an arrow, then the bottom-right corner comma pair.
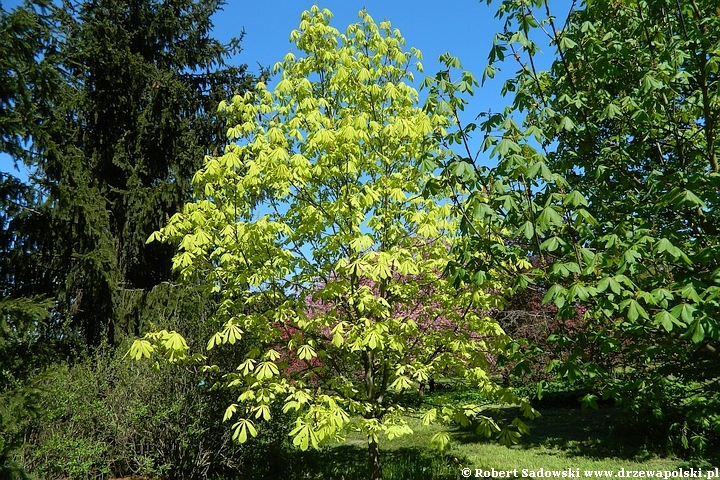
1,0 -> 572,178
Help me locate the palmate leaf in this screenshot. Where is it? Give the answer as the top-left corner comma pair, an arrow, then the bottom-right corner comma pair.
253,404 -> 272,421
511,418 -> 531,435
655,238 -> 684,259
580,394 -> 599,411
389,375 -> 413,392
221,323 -> 243,345
237,358 -> 256,375
430,431 -> 451,451
498,428 -> 521,446
255,361 -> 279,380
670,303 -> 696,324
679,284 -> 701,302
654,310 -> 685,332
385,423 -> 413,440
160,331 -> 188,362
542,284 -> 567,305
621,299 -> 648,322
421,408 -> 437,426
602,102 -> 622,119
232,419 -> 258,444
663,189 -> 707,209
537,206 -> 563,229
519,401 -> 540,420
597,276 -> 622,295
564,190 -> 588,207
289,422 -> 319,451
128,339 -> 154,360
223,404 -> 238,422
567,282 -> 589,301
474,415 -> 501,439
558,116 -> 575,132
493,138 -> 522,158
297,344 -> 317,360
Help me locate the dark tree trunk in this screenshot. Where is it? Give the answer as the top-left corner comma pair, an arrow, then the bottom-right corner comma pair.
368,436 -> 383,480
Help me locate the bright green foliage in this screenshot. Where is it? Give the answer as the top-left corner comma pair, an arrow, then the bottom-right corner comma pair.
440,0 -> 720,453
135,7 -> 536,479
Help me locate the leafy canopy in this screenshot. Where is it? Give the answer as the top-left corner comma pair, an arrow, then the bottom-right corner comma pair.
133,5 -> 537,468
438,0 -> 720,452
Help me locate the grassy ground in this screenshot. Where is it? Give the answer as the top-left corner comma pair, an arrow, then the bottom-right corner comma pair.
278,404 -> 715,480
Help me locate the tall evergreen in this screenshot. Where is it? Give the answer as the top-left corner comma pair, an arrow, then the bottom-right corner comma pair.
1,0 -> 65,380
1,0 -> 259,348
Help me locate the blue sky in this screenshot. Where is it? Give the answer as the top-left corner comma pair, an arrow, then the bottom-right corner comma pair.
224,1 -> 505,88
1,0 -> 571,178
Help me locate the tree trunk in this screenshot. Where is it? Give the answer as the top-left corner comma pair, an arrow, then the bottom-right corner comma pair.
368,436 -> 383,480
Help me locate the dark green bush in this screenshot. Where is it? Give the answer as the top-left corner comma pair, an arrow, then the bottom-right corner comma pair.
20,339 -> 294,479
1,385 -> 40,480
18,284 -> 294,479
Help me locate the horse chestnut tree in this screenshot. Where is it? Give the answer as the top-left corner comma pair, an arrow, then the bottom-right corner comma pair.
130,7 -> 537,479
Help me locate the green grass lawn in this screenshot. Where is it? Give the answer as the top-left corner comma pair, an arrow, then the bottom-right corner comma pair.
277,405 -> 715,480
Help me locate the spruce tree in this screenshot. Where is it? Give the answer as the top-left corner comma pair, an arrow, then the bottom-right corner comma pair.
1,0 -> 259,347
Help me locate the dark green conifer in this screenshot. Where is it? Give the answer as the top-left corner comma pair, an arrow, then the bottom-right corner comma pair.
1,0 -> 259,348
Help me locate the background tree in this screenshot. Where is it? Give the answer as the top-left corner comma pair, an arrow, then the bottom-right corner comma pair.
1,0 -> 63,369
437,0 -> 720,453
133,7 -> 538,480
1,0 -> 259,349
0,0 -> 59,158
1,5 -> 66,476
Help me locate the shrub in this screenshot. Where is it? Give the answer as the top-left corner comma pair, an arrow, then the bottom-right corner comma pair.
20,284 -> 293,479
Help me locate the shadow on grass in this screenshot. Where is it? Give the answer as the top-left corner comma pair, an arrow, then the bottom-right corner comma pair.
451,406 -> 659,461
282,445 -> 460,480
